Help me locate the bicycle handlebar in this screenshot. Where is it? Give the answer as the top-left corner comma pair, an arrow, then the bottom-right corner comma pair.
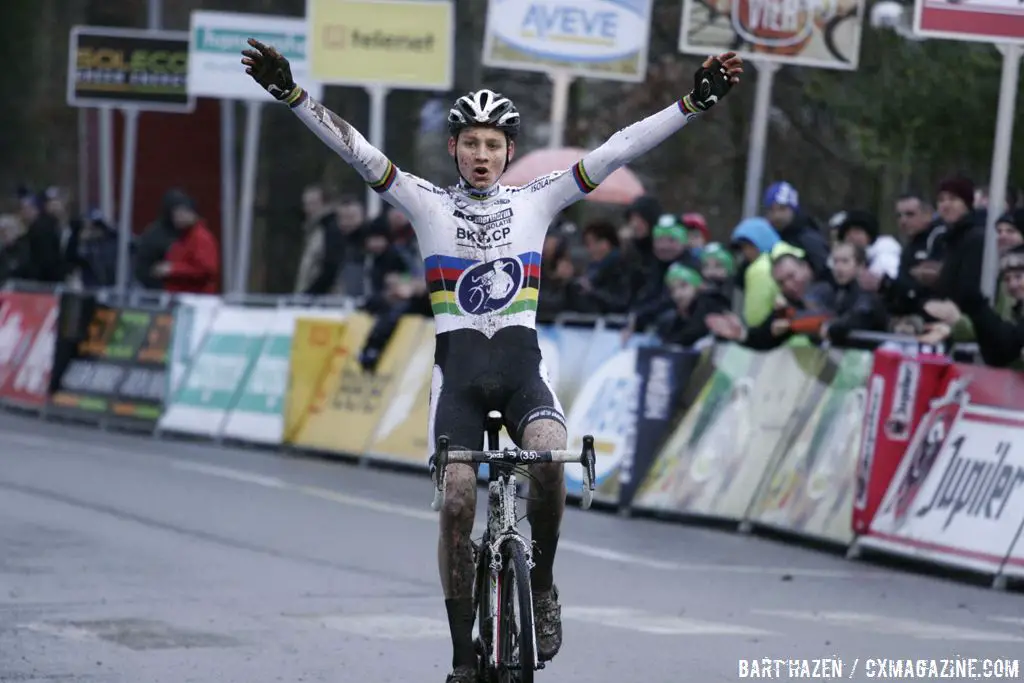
429,434 -> 598,512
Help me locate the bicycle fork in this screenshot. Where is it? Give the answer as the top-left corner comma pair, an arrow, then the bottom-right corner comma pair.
478,474 -> 536,672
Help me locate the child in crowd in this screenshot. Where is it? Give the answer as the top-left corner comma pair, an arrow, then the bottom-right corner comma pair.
655,263 -> 730,347
820,241 -> 889,345
699,242 -> 735,299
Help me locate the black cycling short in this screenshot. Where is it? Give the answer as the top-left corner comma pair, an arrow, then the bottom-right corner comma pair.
428,326 -> 565,458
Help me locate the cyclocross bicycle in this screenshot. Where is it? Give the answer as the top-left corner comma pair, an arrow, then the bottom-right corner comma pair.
430,411 -> 597,683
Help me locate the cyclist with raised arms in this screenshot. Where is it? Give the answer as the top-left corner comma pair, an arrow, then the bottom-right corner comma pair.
241,40 -> 742,683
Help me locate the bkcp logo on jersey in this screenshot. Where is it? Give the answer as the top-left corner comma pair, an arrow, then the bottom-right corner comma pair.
456,257 -> 523,315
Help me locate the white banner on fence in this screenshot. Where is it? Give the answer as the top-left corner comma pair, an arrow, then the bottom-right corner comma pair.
167,294 -> 223,395
861,382 -> 1024,575
221,308 -> 345,445
563,347 -> 640,502
158,306 -> 274,438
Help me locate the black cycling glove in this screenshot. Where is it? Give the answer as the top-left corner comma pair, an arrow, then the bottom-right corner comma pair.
241,38 -> 297,101
682,58 -> 735,113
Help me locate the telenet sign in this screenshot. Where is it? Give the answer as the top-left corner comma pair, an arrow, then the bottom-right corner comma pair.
307,0 -> 454,90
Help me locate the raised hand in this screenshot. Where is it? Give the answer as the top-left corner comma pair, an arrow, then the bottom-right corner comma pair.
684,51 -> 743,113
241,38 -> 296,101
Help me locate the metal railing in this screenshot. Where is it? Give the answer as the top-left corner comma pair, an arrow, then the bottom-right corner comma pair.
0,278 -> 998,367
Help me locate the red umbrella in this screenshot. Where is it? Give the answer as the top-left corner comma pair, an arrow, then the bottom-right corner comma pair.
502,147 -> 645,205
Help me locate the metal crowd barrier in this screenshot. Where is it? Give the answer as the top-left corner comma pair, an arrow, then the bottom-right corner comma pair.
0,278 -> 998,366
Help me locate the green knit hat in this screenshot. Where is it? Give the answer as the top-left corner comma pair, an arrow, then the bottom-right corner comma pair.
653,214 -> 688,244
701,242 -> 736,274
665,263 -> 703,288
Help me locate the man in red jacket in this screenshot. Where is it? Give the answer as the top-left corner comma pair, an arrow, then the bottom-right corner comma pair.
151,190 -> 221,294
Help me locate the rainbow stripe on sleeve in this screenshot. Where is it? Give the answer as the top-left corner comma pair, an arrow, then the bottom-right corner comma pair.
370,160 -> 397,193
571,161 -> 598,194
424,252 -> 541,317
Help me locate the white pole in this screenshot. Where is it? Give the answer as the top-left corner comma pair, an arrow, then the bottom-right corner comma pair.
116,108 -> 141,297
366,84 -> 389,219
99,106 -> 115,221
547,69 -> 573,149
235,99 -> 263,294
77,108 -> 89,215
741,60 -> 779,219
220,99 -> 238,294
980,43 -> 1021,300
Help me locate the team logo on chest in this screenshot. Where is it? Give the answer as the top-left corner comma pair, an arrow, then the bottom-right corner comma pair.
456,257 -> 523,314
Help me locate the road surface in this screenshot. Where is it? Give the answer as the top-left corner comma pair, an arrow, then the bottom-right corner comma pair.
0,412 -> 1022,682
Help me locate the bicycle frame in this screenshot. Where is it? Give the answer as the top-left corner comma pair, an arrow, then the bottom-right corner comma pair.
479,450 -> 532,670
429,413 -> 596,679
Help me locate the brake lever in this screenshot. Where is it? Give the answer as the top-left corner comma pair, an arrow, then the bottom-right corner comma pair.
580,435 -> 596,510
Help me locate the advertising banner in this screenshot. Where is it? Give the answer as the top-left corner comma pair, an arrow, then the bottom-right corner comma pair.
188,11 -> 324,100
0,293 -> 59,407
306,0 -> 454,89
284,317 -> 349,444
365,316 -> 436,466
158,306 -> 273,437
67,26 -> 195,112
482,0 -> 655,82
289,312 -> 420,455
49,296 -> 173,425
220,308 -> 301,445
632,345 -> 821,521
221,308 -> 346,445
166,294 -> 222,395
749,349 -> 873,544
564,347 -> 641,503
861,377 -> 1024,575
678,0 -> 865,70
852,348 -> 951,534
618,346 -> 702,508
914,0 -> 1024,44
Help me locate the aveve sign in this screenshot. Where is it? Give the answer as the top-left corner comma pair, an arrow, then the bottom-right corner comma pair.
487,0 -> 649,62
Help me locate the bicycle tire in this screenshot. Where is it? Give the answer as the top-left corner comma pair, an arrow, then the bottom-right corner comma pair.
473,536 -> 493,681
497,539 -> 535,683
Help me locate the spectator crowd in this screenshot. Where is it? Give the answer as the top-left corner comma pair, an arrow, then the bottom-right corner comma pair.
5,173 -> 1024,372
0,186 -> 220,295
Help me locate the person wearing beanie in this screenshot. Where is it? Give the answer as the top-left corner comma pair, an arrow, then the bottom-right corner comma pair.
729,216 -> 781,326
681,212 -> 710,253
762,180 -> 831,280
931,174 -> 986,313
654,262 -> 730,347
152,190 -> 221,294
831,209 -> 902,279
135,188 -> 195,289
996,211 -> 1024,255
624,213 -> 701,336
699,242 -> 735,287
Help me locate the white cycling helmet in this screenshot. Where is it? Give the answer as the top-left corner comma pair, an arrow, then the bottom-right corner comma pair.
448,89 -> 520,140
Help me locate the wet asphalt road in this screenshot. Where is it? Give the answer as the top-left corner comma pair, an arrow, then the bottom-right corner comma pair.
1,412 -> 1023,683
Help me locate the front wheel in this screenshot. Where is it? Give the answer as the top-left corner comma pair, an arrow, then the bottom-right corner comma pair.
498,539 -> 535,683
